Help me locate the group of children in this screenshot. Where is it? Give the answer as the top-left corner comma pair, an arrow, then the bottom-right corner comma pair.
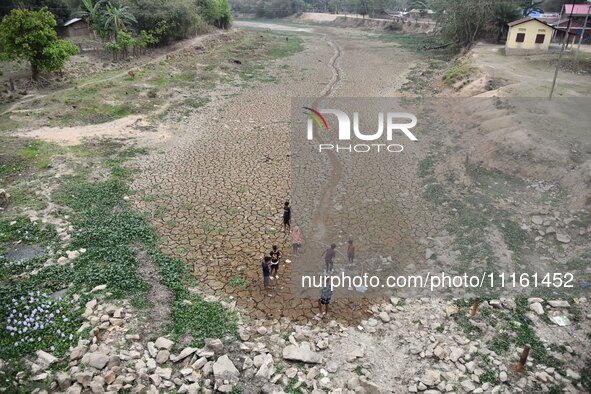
261,245 -> 282,296
260,201 -> 358,316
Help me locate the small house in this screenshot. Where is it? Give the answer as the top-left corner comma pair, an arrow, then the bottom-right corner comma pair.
505,17 -> 556,55
57,18 -> 90,38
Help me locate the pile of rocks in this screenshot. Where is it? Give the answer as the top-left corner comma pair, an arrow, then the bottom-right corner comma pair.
12,287 -> 590,394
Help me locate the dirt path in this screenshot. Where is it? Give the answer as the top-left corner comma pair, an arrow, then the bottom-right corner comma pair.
132,22 -> 429,324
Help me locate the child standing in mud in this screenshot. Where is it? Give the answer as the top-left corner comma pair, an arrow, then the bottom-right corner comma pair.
347,239 -> 355,263
318,278 -> 333,317
283,201 -> 291,232
292,226 -> 303,256
262,255 -> 272,297
322,243 -> 337,272
270,245 -> 282,279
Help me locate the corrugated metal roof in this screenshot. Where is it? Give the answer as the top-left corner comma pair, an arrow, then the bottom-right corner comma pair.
564,4 -> 591,15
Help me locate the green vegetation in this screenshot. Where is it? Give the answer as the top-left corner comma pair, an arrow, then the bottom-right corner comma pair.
453,298 -> 566,374
0,138 -> 63,177
0,142 -> 237,374
499,219 -> 529,254
3,30 -> 302,129
441,59 -> 476,86
433,0 -> 517,47
0,7 -> 79,80
229,275 -> 250,288
285,377 -> 308,394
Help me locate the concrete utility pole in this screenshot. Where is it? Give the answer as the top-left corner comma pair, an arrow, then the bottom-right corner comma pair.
575,2 -> 591,62
549,1 -> 577,100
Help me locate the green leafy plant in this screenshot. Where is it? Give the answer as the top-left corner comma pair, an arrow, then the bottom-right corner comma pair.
0,7 -> 79,80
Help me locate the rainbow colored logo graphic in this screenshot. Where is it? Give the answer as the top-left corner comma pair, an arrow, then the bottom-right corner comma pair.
303,107 -> 329,130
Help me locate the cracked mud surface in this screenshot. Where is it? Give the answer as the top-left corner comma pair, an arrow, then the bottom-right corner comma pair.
131,24 -> 448,324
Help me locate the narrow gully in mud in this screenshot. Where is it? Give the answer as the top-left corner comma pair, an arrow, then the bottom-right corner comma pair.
308,34 -> 344,247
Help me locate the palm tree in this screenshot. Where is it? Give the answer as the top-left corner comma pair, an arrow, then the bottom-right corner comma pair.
74,0 -> 104,33
103,2 -> 137,40
493,2 -> 522,43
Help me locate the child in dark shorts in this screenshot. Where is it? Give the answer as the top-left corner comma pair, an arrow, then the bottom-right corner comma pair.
270,245 -> 282,279
322,243 -> 337,272
283,201 -> 291,232
262,256 -> 272,297
319,281 -> 333,316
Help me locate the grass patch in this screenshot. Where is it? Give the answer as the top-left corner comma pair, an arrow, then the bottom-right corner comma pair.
423,182 -> 450,205
374,32 -> 456,60
499,220 -> 530,254
418,154 -> 437,178
1,143 -> 237,368
229,275 -> 249,288
285,377 -> 308,394
0,139 -> 63,177
442,59 -> 476,86
453,298 -> 566,374
55,163 -> 237,346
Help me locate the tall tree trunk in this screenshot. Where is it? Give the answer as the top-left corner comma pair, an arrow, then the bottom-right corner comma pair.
497,26 -> 504,44
31,64 -> 39,81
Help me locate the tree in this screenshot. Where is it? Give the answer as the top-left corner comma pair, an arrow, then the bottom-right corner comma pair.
0,7 -> 79,80
103,2 -> 137,39
493,2 -> 521,42
1,0 -> 73,25
74,0 -> 105,32
433,0 -> 509,47
199,0 -> 233,29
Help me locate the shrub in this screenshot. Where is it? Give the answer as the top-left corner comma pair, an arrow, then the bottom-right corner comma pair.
127,0 -> 209,43
0,7 -> 79,80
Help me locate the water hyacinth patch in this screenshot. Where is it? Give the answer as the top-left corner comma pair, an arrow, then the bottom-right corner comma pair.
0,255 -> 46,281
0,217 -> 57,244
0,291 -> 81,359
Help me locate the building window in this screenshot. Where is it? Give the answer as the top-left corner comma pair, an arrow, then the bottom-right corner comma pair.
535,34 -> 545,44
516,33 -> 526,43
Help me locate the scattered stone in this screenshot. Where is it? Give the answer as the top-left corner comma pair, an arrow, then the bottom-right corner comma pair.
87,353 -> 109,370
90,285 -> 107,293
548,300 -> 569,308
171,347 -> 197,362
556,233 -> 571,243
36,350 -> 58,367
56,372 -> 72,390
155,367 -> 172,380
448,347 -> 464,362
205,339 -> 224,354
529,302 -> 544,315
156,350 -> 170,364
282,345 -> 323,364
86,299 -> 98,310
154,337 -> 174,350
531,216 -> 544,225
566,369 -> 581,380
257,326 -> 268,335
213,355 -> 239,381
104,371 -> 116,385
378,311 -> 391,322
238,327 -> 250,341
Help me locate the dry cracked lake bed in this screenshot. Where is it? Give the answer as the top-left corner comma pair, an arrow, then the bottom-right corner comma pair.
2,16 -> 591,394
